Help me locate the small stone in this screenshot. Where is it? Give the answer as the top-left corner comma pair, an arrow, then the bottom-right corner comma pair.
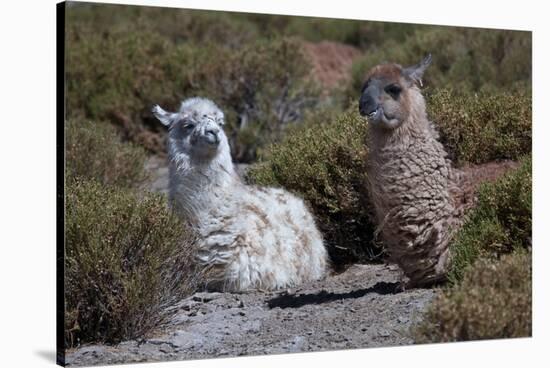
398,316 -> 409,323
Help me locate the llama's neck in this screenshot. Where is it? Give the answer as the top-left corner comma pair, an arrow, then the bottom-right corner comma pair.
168,145 -> 242,224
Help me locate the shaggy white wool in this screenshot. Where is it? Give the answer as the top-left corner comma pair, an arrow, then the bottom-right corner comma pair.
153,97 -> 328,292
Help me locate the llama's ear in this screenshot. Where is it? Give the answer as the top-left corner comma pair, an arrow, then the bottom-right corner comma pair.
152,104 -> 177,127
403,54 -> 432,87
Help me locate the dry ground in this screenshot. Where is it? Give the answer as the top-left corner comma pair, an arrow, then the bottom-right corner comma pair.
65,264 -> 434,366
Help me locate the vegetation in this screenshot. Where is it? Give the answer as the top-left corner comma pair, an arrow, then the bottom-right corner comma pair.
67,4 -> 322,162
67,4 -> 531,163
429,89 -> 532,164
65,119 -> 148,187
65,180 -> 199,347
414,251 -> 531,342
346,27 -> 531,98
447,156 -> 532,284
66,3 -> 421,49
412,156 -> 532,343
265,16 -> 420,48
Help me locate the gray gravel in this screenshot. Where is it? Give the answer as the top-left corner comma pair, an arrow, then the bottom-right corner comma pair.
65,264 -> 436,366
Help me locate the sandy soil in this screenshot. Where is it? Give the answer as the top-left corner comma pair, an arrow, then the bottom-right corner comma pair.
302,41 -> 362,93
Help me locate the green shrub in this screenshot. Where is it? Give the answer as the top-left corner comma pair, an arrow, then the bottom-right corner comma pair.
67,8 -> 321,161
346,27 -> 531,99
66,26 -> 175,153
67,3 -> 419,50
66,3 -> 260,47
65,180 -> 199,347
248,106 -> 377,266
413,251 -> 531,343
428,89 -> 532,164
189,37 -> 321,162
65,119 -> 147,187
281,17 -> 422,49
448,156 -> 532,284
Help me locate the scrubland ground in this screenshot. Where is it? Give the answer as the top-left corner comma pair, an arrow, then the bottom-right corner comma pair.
65,156 -> 526,366
66,264 -> 435,366
63,3 -> 532,365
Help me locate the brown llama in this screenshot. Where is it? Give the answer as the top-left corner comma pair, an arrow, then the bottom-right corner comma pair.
359,55 -> 462,288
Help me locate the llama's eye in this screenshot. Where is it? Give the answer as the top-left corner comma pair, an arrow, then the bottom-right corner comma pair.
385,84 -> 402,98
183,123 -> 195,130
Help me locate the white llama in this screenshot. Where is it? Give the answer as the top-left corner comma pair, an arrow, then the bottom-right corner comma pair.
152,97 -> 328,292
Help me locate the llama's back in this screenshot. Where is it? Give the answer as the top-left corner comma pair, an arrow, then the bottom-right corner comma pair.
198,185 -> 328,291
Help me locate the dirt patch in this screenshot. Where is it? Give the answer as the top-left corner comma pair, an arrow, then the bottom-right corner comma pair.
460,160 -> 520,187
302,41 -> 362,94
141,155 -> 170,195
64,264 -> 435,366
455,160 -> 521,213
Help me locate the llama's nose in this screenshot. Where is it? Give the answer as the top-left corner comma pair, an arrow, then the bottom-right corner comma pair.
359,88 -> 382,118
359,96 -> 377,116
204,128 -> 219,144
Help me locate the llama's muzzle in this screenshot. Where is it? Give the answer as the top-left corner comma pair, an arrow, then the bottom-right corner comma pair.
203,128 -> 220,145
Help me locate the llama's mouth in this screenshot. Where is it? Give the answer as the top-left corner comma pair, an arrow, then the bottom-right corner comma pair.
368,110 -> 378,119
366,108 -> 386,123
365,108 -> 400,129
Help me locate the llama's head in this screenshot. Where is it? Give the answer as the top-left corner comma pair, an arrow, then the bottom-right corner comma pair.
152,97 -> 228,159
359,54 -> 432,130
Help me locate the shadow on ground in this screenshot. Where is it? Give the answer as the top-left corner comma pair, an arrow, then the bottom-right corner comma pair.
267,281 -> 401,309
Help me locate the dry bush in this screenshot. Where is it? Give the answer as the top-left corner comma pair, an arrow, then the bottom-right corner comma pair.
414,251 -> 532,343
66,6 -> 321,162
346,27 -> 531,99
183,38 -> 321,162
448,156 -> 531,284
428,89 -> 531,165
65,119 -> 148,187
65,180 -> 199,347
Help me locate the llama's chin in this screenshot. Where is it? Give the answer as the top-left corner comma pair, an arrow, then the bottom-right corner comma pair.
193,146 -> 220,160
190,137 -> 221,158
